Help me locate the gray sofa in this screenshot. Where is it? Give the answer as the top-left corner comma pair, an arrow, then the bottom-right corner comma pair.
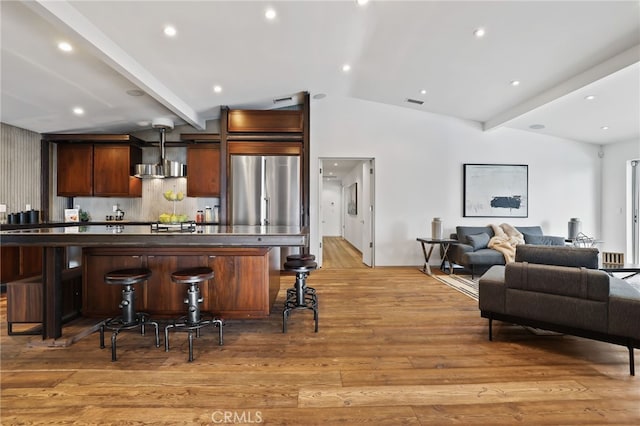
479,245 -> 640,375
448,225 -> 565,277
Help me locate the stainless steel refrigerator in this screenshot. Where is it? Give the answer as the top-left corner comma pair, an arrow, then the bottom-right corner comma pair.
230,155 -> 301,263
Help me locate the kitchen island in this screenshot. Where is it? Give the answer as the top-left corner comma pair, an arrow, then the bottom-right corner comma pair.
1,224 -> 308,339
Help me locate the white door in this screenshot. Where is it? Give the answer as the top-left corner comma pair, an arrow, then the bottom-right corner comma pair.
362,159 -> 374,266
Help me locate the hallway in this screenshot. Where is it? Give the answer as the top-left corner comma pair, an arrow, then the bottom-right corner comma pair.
322,237 -> 368,269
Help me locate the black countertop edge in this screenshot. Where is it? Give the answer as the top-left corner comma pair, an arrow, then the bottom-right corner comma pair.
0,221 -> 223,231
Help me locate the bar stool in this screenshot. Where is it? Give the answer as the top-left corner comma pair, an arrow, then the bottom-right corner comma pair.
99,268 -> 159,361
164,266 -> 223,362
282,257 -> 318,333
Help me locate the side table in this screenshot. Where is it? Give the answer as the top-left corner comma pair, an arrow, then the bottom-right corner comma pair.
416,237 -> 457,275
600,263 -> 640,280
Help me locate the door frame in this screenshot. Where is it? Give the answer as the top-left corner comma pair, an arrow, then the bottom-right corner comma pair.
317,157 -> 375,268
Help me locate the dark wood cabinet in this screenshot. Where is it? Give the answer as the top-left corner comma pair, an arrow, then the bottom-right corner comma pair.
82,247 -> 279,319
82,253 -> 145,316
93,145 -> 142,197
57,144 -> 93,196
207,253 -> 272,318
186,144 -> 220,197
56,143 -> 141,197
228,110 -> 303,133
1,246 -> 42,284
145,254 -> 213,314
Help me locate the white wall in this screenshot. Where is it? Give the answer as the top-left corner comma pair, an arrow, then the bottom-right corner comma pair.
341,163 -> 365,251
602,138 -> 640,256
310,95 -> 602,266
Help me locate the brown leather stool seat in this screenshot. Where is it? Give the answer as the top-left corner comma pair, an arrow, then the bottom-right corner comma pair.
282,258 -> 318,333
164,266 -> 223,362
100,268 -> 160,361
286,253 -> 316,262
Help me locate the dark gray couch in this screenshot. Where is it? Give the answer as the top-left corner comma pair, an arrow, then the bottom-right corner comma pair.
479,245 -> 640,375
448,225 -> 565,277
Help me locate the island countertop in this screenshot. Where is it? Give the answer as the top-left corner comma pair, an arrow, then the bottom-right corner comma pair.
1,224 -> 308,248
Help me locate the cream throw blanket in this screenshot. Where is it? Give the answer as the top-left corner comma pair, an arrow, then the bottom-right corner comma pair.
488,223 -> 524,263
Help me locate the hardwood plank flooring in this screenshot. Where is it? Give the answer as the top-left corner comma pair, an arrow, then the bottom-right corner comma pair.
322,236 -> 368,269
1,266 -> 639,425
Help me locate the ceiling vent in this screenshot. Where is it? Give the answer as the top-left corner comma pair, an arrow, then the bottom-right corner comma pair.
405,98 -> 424,105
273,96 -> 293,103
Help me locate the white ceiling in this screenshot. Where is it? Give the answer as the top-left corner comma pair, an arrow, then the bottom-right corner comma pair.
1,0 -> 639,145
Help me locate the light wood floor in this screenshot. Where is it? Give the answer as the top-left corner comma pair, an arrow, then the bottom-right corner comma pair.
322,236 -> 368,269
1,265 -> 639,424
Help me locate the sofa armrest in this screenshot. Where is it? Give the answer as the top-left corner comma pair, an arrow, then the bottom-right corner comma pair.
448,242 -> 474,265
479,265 -> 506,314
608,277 -> 640,341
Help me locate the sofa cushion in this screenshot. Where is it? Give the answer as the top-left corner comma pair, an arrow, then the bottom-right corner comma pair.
515,226 -> 543,236
515,245 -> 599,269
523,234 -> 566,246
505,262 -> 609,301
456,226 -> 494,246
464,248 -> 505,266
467,232 -> 490,250
504,262 -> 609,333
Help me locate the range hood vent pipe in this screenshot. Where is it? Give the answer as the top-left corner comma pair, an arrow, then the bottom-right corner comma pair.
134,118 -> 186,178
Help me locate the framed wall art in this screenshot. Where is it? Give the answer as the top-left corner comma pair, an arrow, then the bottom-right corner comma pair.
347,182 -> 357,215
463,164 -> 528,217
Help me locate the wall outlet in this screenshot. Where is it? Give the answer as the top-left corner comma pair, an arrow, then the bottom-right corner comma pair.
113,205 -> 118,212
25,204 -> 31,210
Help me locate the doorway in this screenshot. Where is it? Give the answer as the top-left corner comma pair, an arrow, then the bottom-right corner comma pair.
318,157 -> 375,268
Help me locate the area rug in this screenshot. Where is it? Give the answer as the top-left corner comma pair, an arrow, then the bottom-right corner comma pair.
433,274 -> 478,300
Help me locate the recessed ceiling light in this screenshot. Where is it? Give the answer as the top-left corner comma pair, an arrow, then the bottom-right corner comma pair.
72,107 -> 84,116
601,126 -> 610,130
356,0 -> 370,5
529,124 -> 545,130
265,8 -> 277,20
510,80 -> 521,86
584,95 -> 596,100
213,85 -> 222,93
342,64 -> 351,72
137,121 -> 150,127
58,42 -> 72,52
333,163 -> 339,167
164,26 -> 177,37
420,89 -> 427,95
473,28 -> 486,38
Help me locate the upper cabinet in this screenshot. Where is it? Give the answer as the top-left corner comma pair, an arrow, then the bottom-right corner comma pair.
93,145 -> 142,197
227,110 -> 303,133
55,140 -> 142,197
186,144 -> 220,197
57,144 -> 93,196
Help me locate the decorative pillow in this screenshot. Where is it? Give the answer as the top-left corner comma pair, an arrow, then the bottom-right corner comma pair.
523,233 -> 565,246
467,232 -> 490,250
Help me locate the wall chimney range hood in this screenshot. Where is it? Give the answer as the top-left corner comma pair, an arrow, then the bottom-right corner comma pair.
134,118 -> 186,178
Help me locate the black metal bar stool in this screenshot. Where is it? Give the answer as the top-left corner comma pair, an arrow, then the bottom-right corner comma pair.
164,266 -> 223,362
99,268 -> 160,361
282,257 -> 318,333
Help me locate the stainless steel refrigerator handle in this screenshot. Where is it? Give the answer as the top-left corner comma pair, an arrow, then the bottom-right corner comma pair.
264,197 -> 270,225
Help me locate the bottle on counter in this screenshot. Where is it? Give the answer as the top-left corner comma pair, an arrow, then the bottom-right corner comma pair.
205,206 -> 212,222
196,210 -> 204,223
213,205 -> 219,223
